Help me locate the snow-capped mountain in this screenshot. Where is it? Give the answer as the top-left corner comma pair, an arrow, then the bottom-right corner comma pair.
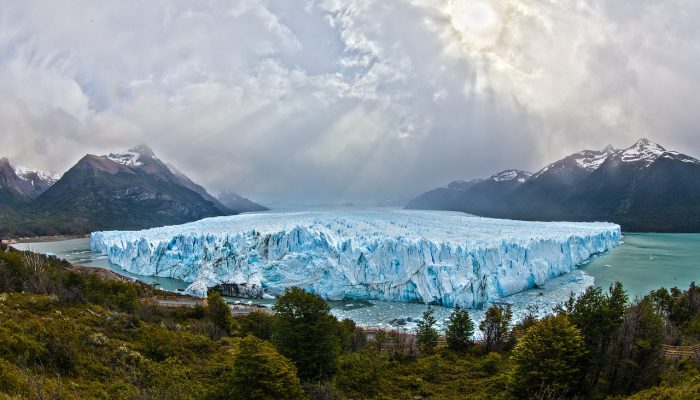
14,166 -> 59,191
0,158 -> 57,201
532,145 -> 617,180
0,146 -> 264,236
616,138 -> 667,165
26,145 -> 228,233
406,139 -> 700,232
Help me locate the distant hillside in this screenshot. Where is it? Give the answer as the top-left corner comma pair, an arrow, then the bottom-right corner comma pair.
406,170 -> 531,216
406,139 -> 700,232
217,191 -> 269,213
0,146 -> 266,236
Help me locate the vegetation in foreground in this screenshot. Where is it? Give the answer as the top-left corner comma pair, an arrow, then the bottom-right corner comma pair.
1,243 -> 700,399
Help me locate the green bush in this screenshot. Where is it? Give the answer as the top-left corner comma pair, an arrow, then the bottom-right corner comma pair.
0,358 -> 23,396
510,315 -> 586,398
334,350 -> 389,398
226,335 -> 306,400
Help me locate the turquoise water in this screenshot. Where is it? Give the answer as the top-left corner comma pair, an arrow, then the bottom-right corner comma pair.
580,233 -> 700,299
12,238 -> 188,292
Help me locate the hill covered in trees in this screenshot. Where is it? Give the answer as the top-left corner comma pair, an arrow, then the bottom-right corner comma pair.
1,244 -> 700,399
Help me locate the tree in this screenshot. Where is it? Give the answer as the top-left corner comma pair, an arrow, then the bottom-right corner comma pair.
605,298 -> 664,395
334,349 -> 389,398
445,305 -> 474,351
206,290 -> 233,335
226,335 -> 306,400
336,318 -> 366,352
565,282 -> 627,392
239,310 -> 273,340
479,305 -> 512,352
508,306 -> 539,348
667,282 -> 700,328
271,287 -> 340,381
415,307 -> 439,355
510,315 -> 586,399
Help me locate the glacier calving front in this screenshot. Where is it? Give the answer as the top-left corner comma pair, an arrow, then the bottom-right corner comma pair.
90,210 -> 621,307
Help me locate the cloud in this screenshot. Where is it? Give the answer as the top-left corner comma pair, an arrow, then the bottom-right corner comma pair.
1,0 -> 699,203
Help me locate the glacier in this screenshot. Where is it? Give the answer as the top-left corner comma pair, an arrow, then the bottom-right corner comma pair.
90,210 -> 621,308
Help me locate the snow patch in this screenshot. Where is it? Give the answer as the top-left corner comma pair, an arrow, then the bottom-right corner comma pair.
573,146 -> 616,171
619,139 -> 666,165
14,165 -> 59,183
662,151 -> 699,164
107,151 -> 143,167
490,169 -> 531,182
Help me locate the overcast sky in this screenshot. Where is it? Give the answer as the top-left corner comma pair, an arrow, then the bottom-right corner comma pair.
1,0 -> 699,204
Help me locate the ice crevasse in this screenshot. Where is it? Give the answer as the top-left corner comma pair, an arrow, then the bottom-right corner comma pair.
90,210 -> 621,308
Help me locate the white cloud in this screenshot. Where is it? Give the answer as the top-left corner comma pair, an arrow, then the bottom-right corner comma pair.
1,0 -> 700,204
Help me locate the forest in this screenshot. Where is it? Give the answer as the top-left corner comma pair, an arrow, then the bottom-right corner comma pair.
1,243 -> 699,399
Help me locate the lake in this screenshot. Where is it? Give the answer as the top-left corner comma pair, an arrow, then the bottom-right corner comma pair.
580,233 -> 700,299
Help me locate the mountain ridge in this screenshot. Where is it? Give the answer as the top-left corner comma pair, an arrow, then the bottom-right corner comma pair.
0,146 -> 267,236
406,139 -> 700,232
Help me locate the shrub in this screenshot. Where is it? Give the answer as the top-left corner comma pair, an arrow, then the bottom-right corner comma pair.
510,315 -> 586,398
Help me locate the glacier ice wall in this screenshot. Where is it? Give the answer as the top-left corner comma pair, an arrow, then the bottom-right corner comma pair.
90,210 -> 621,307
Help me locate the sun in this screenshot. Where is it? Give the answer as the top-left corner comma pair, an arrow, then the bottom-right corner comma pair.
446,0 -> 503,50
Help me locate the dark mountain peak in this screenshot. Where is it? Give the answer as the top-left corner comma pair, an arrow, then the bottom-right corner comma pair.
99,145 -> 158,170
77,153 -> 135,174
630,138 -> 665,152
531,144 -> 621,180
489,169 -> 532,183
0,157 -> 12,173
0,159 -> 17,189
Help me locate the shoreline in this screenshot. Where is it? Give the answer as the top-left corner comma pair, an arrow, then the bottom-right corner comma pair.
14,234 -> 89,244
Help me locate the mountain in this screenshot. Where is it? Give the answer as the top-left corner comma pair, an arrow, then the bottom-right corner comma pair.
0,158 -> 57,201
0,158 -> 58,222
0,146 -> 236,236
0,159 -> 23,219
406,139 -> 700,232
405,169 -> 531,216
216,191 -> 268,213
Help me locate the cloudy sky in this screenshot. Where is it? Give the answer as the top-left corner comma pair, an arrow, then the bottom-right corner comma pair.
1,1 -> 699,204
